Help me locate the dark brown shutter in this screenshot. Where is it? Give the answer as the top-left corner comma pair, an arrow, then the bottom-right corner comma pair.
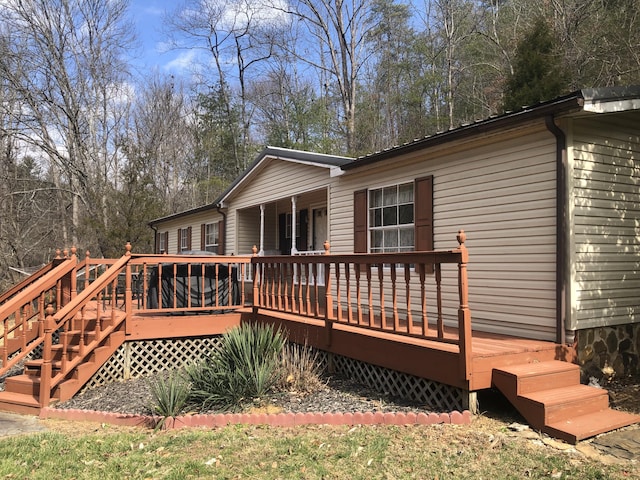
415,175 -> 434,274
187,226 -> 192,250
177,229 -> 182,253
201,224 -> 206,251
414,175 -> 434,252
164,232 -> 169,253
217,220 -> 225,255
353,189 -> 368,253
155,232 -> 160,253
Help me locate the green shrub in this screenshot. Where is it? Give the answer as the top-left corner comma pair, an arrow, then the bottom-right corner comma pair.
148,370 -> 190,428
186,323 -> 286,411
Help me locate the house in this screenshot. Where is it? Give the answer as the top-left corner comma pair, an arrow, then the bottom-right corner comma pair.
150,86 -> 640,381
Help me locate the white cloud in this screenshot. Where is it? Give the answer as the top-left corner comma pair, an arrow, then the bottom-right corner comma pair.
164,50 -> 198,72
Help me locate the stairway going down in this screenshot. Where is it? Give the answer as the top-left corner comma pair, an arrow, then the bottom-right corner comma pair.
0,309 -> 126,415
492,360 -> 640,444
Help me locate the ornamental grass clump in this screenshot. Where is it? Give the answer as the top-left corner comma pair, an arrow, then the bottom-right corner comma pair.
186,323 -> 286,411
278,342 -> 324,394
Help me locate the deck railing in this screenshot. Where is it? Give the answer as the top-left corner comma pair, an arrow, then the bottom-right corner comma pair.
0,254 -> 78,376
252,231 -> 472,380
129,254 -> 253,315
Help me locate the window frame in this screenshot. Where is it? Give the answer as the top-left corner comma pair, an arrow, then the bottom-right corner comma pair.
204,222 -> 219,252
367,181 -> 415,254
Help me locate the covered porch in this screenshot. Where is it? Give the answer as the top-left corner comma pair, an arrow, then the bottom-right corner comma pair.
235,187 -> 329,256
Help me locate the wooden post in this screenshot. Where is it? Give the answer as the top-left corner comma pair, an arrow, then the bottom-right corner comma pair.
84,251 -> 91,291
456,230 -> 472,383
39,305 -> 55,407
252,246 -> 260,311
125,242 -> 133,321
70,246 -> 78,300
324,244 -> 333,348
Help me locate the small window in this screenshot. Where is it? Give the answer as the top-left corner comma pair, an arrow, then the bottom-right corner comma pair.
180,229 -> 190,252
158,232 -> 166,253
369,182 -> 414,253
204,223 -> 219,252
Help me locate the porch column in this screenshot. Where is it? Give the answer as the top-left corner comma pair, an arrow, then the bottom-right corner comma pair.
291,196 -> 298,254
259,204 -> 265,256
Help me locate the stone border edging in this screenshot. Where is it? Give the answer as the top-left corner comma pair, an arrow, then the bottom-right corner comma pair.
40,407 -> 472,429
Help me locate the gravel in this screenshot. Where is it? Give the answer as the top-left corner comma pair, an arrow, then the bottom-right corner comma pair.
53,372 -> 434,416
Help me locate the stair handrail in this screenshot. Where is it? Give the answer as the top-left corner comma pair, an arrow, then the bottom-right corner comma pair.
0,262 -> 54,306
38,253 -> 132,403
0,258 -> 78,377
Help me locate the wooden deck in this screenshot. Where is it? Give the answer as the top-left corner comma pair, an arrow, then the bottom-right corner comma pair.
2,242 -> 638,442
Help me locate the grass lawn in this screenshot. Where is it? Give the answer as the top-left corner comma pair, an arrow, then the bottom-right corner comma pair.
0,416 -> 637,479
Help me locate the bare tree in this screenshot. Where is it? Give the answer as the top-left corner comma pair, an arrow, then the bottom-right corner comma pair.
167,0 -> 279,174
0,0 -> 134,251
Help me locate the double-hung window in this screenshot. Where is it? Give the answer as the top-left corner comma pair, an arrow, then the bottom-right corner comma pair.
204,222 -> 219,252
354,176 -> 433,255
179,228 -> 191,252
158,232 -> 166,254
369,183 -> 414,253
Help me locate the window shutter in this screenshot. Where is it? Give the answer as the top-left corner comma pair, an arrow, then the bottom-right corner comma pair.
187,226 -> 192,250
164,232 -> 169,253
155,232 -> 160,253
201,224 -> 206,251
177,228 -> 182,253
414,175 -> 434,252
353,189 -> 368,253
217,220 -> 225,255
415,175 -> 434,274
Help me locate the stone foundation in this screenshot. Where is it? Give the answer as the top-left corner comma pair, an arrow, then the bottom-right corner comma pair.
576,323 -> 640,383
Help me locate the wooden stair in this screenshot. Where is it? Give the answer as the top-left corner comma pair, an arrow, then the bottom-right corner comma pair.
493,360 -> 640,444
0,314 -> 126,415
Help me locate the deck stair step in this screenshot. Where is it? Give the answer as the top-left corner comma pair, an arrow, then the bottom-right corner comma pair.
0,316 -> 127,414
493,360 -> 640,444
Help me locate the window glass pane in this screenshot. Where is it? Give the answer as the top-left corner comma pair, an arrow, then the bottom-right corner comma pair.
383,186 -> 397,206
382,206 -> 397,226
399,227 -> 414,248
398,204 -> 413,224
370,208 -> 382,227
398,183 -> 413,203
369,189 -> 382,208
384,229 -> 398,248
371,230 -> 383,249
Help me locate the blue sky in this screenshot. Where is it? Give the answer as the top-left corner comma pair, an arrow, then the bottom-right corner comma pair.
129,0 -> 189,74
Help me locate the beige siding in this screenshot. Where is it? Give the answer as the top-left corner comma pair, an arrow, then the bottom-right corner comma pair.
331,124 -> 559,340
570,112 -> 640,330
156,210 -> 222,254
226,159 -> 334,255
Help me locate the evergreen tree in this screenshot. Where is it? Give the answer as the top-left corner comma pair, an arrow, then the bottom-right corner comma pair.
503,17 -> 569,112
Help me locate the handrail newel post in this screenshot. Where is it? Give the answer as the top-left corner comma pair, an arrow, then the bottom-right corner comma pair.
39,304 -> 55,408
124,243 -> 133,321
70,246 -> 78,300
456,230 -> 472,383
252,246 -> 259,313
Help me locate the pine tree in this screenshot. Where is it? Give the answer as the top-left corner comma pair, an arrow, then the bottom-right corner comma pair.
503,17 -> 569,112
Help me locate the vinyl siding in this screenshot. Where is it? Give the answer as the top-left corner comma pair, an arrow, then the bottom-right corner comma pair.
570,112 -> 640,330
155,209 -> 222,254
331,124 -> 559,340
226,159 -> 334,255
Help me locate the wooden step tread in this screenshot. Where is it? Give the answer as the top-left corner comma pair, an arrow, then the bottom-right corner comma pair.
523,384 -> 607,406
0,391 -> 40,407
496,361 -> 578,377
545,409 -> 640,444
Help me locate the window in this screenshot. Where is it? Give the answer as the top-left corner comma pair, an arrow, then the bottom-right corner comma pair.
204,222 -> 219,252
158,232 -> 166,254
368,183 -> 414,253
354,176 -> 432,255
180,228 -> 190,252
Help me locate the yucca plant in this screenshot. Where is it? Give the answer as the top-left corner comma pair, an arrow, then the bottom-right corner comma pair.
186,323 -> 286,411
148,370 -> 190,429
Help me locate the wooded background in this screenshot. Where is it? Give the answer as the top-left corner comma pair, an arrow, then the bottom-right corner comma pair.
1,0 -> 638,288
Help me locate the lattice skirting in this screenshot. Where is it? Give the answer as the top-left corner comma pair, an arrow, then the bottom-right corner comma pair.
82,337 -> 475,412
81,337 -> 222,391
